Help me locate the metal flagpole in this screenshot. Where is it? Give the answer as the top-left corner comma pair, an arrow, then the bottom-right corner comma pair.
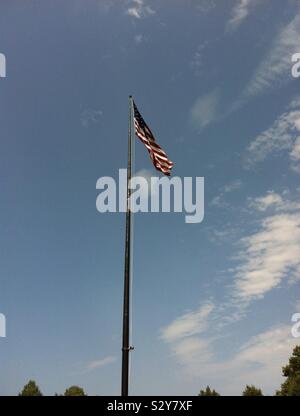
121,95 -> 134,396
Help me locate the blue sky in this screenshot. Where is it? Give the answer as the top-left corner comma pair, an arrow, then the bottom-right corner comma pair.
0,0 -> 300,396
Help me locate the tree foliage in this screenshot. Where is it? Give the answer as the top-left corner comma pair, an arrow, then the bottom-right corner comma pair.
276,345 -> 300,396
19,380 -> 43,396
64,385 -> 86,396
199,386 -> 220,396
242,385 -> 263,396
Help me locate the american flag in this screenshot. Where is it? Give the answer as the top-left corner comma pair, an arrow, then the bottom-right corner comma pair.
133,101 -> 174,176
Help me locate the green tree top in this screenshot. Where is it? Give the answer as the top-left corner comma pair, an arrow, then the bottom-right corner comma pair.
277,345 -> 300,396
242,385 -> 263,396
64,385 -> 86,396
19,380 -> 43,396
198,386 -> 220,396
282,345 -> 300,378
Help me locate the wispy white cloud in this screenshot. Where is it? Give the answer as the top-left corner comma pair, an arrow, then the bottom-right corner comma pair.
221,325 -> 299,394
210,195 -> 225,208
190,40 -> 210,76
208,226 -> 240,244
195,0 -> 216,15
210,179 -> 243,207
126,0 -> 155,19
248,190 -> 300,212
80,108 -> 103,128
227,0 -> 262,32
243,11 -> 300,97
84,356 -> 117,373
189,89 -> 220,130
71,355 -> 117,376
162,189 -> 300,393
201,189 -> 300,308
248,191 -> 284,211
224,179 -> 243,193
290,137 -> 300,172
171,337 -> 213,373
134,34 -> 144,44
244,97 -> 300,171
161,303 -> 214,343
162,315 -> 298,394
161,303 -> 215,375
234,212 -> 300,300
232,191 -> 300,301
87,356 -> 117,371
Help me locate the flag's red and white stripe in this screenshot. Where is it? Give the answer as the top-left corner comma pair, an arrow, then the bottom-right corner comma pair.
133,101 -> 174,176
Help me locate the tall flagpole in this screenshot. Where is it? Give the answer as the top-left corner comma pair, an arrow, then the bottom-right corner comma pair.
121,95 -> 134,396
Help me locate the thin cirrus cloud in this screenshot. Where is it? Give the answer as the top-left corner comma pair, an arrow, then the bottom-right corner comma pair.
161,189 -> 300,392
223,179 -> 243,193
290,137 -> 300,173
227,0 -> 263,32
190,40 -> 210,76
244,97 -> 300,172
85,356 -> 117,373
233,191 -> 300,301
189,89 -> 220,131
243,10 -> 300,98
205,188 -> 299,311
193,6 -> 300,125
126,0 -> 155,19
248,191 -> 284,211
216,325 -> 299,394
160,302 -> 214,343
134,34 -> 144,44
160,303 -> 215,374
161,305 -> 298,393
71,355 -> 117,376
210,179 -> 243,208
227,9 -> 300,114
248,190 -> 300,212
80,108 -> 103,128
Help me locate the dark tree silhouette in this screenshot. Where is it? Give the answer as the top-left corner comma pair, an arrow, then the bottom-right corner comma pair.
276,345 -> 300,396
242,385 -> 263,396
19,380 -> 43,396
198,386 -> 220,396
64,385 -> 86,396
